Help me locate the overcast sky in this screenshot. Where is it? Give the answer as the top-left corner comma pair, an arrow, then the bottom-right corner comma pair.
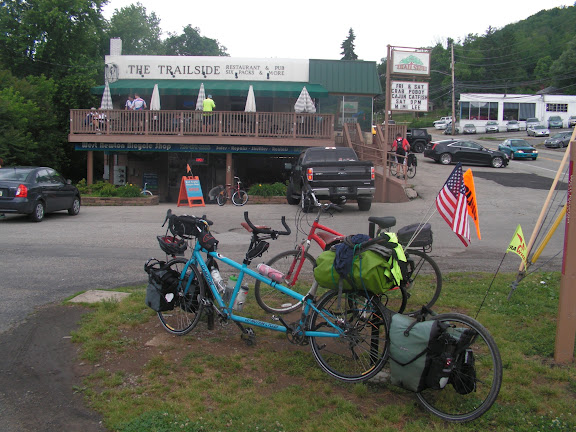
102,1 -> 571,62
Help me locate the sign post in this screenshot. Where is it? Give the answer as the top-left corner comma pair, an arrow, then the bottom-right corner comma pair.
177,176 -> 205,207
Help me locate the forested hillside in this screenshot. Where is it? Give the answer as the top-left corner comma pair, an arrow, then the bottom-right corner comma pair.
377,4 -> 576,111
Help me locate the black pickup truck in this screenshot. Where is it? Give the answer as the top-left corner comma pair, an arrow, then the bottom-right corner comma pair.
406,128 -> 432,153
286,147 -> 375,211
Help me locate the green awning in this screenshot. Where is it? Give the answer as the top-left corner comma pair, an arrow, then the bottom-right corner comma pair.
91,80 -> 329,98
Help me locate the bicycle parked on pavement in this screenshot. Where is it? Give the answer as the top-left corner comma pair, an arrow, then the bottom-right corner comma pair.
216,176 -> 248,206
141,182 -> 153,196
254,192 -> 441,315
146,210 -> 501,422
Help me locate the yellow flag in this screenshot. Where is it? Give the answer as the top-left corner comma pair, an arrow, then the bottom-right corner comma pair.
506,224 -> 527,266
463,169 -> 481,239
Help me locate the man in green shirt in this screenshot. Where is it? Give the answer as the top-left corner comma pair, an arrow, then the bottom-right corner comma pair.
203,94 -> 216,132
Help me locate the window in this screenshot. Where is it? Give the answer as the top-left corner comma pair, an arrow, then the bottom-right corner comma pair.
546,103 -> 568,113
460,102 -> 497,120
503,102 -> 535,121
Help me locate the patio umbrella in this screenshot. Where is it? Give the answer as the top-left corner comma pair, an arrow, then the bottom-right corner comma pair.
150,84 -> 161,110
294,86 -> 316,113
196,83 -> 206,110
244,85 -> 256,112
100,81 -> 113,110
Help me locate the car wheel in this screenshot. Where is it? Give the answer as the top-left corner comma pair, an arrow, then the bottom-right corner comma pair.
413,142 -> 425,153
301,190 -> 312,213
440,153 -> 452,165
286,183 -> 299,205
68,196 -> 81,216
491,157 -> 504,168
30,201 -> 45,222
532,157 -> 537,160
510,152 -> 515,160
357,199 -> 372,211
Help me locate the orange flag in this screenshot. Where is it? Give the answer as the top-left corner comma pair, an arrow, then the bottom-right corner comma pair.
463,169 -> 481,240
186,164 -> 192,173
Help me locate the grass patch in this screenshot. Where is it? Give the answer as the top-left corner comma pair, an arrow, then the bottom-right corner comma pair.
72,271 -> 576,431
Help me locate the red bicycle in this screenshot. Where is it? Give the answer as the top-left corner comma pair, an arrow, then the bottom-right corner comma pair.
254,192 -> 442,315
215,176 -> 248,206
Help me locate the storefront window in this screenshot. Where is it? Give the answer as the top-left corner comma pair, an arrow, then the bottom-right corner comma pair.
324,95 -> 373,132
461,101 -> 499,120
503,102 -> 535,121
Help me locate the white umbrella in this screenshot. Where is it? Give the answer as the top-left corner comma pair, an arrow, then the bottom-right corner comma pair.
100,81 -> 113,110
196,83 -> 206,110
150,84 -> 161,110
294,86 -> 316,113
245,85 -> 256,112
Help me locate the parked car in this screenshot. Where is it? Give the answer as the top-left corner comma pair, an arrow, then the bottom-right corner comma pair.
485,121 -> 500,133
423,139 -> 508,168
548,116 -> 563,129
0,166 -> 81,222
434,120 -> 449,130
462,124 -> 477,134
498,139 -> 538,160
506,120 -> 520,132
544,131 -> 572,148
527,125 -> 550,137
433,116 -> 452,127
569,116 -> 576,127
525,118 -> 540,130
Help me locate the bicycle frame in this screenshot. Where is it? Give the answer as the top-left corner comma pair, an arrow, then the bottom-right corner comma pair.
181,241 -> 343,338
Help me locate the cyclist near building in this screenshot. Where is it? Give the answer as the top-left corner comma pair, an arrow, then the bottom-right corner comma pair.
392,132 -> 410,178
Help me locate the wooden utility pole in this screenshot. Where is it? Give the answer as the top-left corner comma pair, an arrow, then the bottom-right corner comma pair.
555,141 -> 576,363
451,43 -> 456,135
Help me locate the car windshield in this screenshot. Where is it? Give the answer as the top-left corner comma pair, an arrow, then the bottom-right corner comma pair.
0,167 -> 34,181
487,122 -> 497,125
549,117 -> 561,121
464,124 -> 474,127
509,140 -> 529,146
534,125 -> 546,129
508,121 -> 518,124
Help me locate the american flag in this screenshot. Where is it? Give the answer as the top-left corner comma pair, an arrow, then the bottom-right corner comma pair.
436,163 -> 470,246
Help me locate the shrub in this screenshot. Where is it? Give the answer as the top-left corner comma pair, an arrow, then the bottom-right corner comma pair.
248,182 -> 287,197
116,184 -> 141,197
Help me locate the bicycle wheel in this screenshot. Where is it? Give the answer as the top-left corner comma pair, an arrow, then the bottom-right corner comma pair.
309,289 -> 390,382
216,192 -> 227,206
390,161 -> 398,176
254,249 -> 317,314
406,164 -> 416,179
403,249 -> 442,314
142,190 -> 153,196
416,313 -> 502,422
157,258 -> 206,336
232,190 -> 248,206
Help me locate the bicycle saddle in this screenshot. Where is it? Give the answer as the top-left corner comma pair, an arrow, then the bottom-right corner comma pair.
368,216 -> 396,230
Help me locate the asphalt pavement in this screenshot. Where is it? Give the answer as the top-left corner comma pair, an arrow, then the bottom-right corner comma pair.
0,153 -> 568,431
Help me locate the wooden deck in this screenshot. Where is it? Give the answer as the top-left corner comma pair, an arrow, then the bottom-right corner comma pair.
69,109 -> 335,147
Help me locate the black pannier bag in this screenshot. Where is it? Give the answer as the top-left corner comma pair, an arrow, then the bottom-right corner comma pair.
397,222 -> 433,248
144,259 -> 180,312
407,153 -> 417,167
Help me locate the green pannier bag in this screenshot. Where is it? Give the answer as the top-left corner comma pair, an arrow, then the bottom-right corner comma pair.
314,249 -> 397,295
389,313 -> 478,394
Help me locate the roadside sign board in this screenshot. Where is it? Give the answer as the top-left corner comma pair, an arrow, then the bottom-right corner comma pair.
390,81 -> 429,112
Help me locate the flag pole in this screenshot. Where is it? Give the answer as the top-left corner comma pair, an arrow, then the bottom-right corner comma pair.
520,141 -> 571,273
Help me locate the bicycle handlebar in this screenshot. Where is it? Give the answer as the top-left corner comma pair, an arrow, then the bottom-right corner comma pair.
243,211 -> 291,237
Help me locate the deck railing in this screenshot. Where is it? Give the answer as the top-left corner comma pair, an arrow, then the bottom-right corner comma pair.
71,109 -> 334,139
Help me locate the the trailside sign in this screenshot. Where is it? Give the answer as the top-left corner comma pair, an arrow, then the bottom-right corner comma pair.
177,176 -> 205,207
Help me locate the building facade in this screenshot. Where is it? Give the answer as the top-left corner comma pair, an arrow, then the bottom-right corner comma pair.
69,39 -> 382,202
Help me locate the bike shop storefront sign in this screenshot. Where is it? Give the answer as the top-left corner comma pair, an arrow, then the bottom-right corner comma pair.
75,143 -> 306,155
390,81 -> 429,112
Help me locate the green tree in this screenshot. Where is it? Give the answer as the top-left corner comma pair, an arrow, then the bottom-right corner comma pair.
340,28 -> 358,61
550,35 -> 576,93
107,2 -> 163,55
163,25 -> 228,56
